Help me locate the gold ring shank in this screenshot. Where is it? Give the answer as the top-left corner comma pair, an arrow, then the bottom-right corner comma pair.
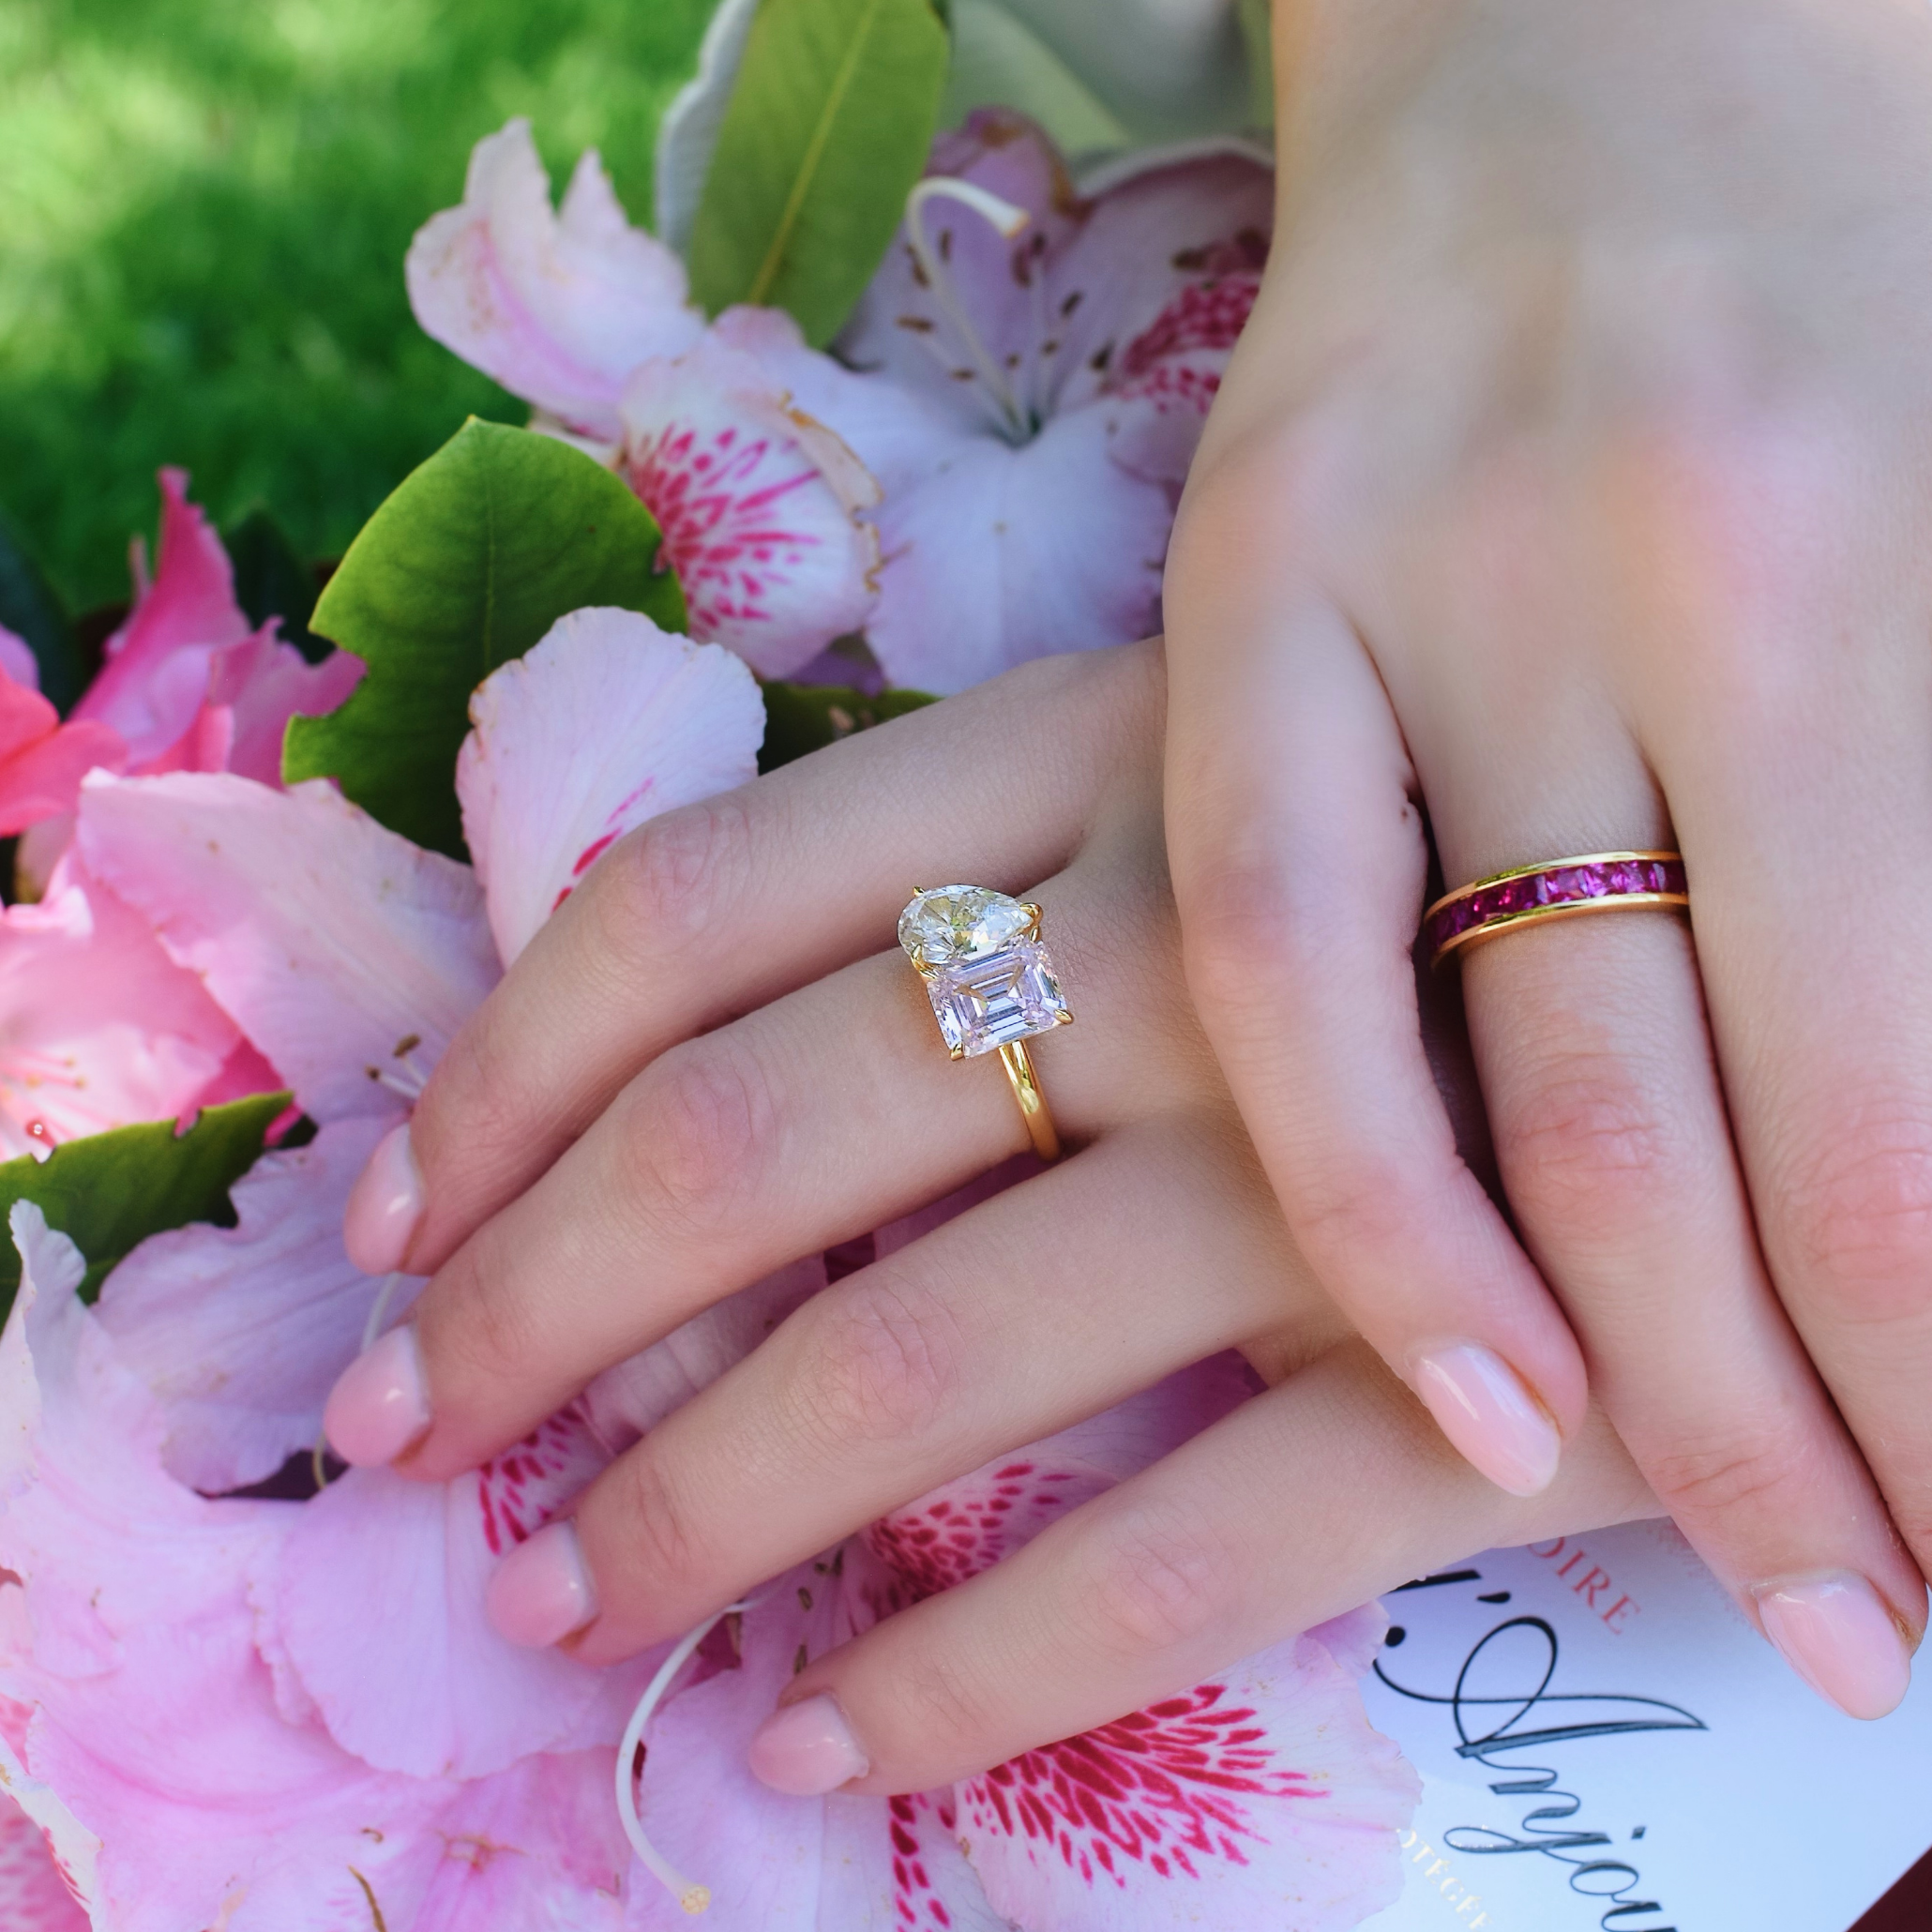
997,1040 -> 1062,1162
1433,889 -> 1690,964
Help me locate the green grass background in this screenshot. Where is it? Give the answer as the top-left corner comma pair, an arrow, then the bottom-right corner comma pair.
0,0 -> 717,611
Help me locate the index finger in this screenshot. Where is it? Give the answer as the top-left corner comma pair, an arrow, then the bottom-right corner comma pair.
380,643 -> 1164,1276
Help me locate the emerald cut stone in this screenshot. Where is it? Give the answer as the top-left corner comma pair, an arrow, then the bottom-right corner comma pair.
898,885 -> 1070,1058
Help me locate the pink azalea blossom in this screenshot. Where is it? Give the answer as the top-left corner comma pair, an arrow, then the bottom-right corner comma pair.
0,875 -> 244,1160
409,113 -> 1269,696
406,118 -> 705,446
618,331 -> 882,679
0,1791 -> 88,1931
73,468 -> 360,778
406,123 -> 883,677
0,653 -> 124,839
779,110 -> 1274,691
620,1352 -> 1417,1931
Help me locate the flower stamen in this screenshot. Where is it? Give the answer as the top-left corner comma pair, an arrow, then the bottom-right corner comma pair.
615,1597 -> 757,1914
903,178 -> 1033,442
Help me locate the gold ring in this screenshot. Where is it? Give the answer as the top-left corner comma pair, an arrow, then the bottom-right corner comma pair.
898,884 -> 1071,1162
1425,852 -> 1689,967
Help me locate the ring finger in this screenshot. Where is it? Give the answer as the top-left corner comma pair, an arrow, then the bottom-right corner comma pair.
1448,800 -> 1923,1717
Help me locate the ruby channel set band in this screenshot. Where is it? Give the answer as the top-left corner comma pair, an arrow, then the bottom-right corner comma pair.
899,884 -> 1071,1162
1425,851 -> 1689,967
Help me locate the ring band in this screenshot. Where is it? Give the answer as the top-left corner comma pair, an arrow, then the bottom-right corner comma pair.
899,884 -> 1072,1162
1425,851 -> 1688,967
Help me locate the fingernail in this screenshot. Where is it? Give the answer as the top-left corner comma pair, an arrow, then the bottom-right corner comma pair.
343,1122 -> 424,1275
486,1520 -> 598,1649
747,1693 -> 869,1796
1756,1573 -> 1912,1721
322,1324 -> 430,1467
1413,1343 -> 1562,1498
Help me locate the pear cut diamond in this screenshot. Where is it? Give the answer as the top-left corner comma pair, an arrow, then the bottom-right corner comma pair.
899,885 -> 1070,1058
898,885 -> 1034,969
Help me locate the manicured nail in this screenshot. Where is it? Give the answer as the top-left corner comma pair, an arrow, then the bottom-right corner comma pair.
1413,1343 -> 1562,1498
343,1122 -> 424,1275
1756,1573 -> 1912,1721
486,1520 -> 598,1649
322,1324 -> 430,1467
747,1693 -> 869,1796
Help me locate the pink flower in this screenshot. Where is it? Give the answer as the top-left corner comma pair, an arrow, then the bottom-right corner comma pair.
618,329 -> 882,679
405,123 -> 883,677
0,1791 -> 88,1931
72,469 -> 361,786
0,646 -> 124,839
621,1351 -> 1417,1930
11,472 -> 361,906
784,111 -> 1274,691
406,118 -> 705,447
408,113 -> 1268,696
0,876 -> 244,1161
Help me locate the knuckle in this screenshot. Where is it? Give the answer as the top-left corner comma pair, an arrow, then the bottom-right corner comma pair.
1639,1424 -> 1816,1527
429,1237 -> 544,1391
1785,1115 -> 1932,1324
1076,1506 -> 1230,1660
601,1452 -> 708,1596
596,792 -> 754,963
1178,854 -> 1306,1019
1502,1059 -> 1686,1238
884,1646 -> 1003,1758
620,1034 -> 778,1241
802,1275 -> 965,1448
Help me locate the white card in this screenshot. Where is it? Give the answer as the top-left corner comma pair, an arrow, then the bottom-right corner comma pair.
1359,1519 -> 1932,1932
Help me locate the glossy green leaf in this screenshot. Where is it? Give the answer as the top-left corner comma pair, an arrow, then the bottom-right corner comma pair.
688,0 -> 948,346
284,419 -> 685,857
759,677 -> 935,772
0,1090 -> 290,1314
0,509 -> 83,714
226,506 -> 329,664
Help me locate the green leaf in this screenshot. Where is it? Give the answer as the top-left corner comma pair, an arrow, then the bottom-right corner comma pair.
759,677 -> 936,772
284,419 -> 686,857
0,509 -> 84,714
688,0 -> 948,347
0,1090 -> 290,1316
226,506 -> 329,665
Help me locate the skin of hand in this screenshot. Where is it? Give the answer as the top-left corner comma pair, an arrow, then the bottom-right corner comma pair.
318,639 -> 1660,1792
1163,0 -> 1932,1723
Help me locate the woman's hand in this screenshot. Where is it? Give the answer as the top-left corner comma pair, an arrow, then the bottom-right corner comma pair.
319,639 -> 1668,1791
1165,0 -> 1932,1711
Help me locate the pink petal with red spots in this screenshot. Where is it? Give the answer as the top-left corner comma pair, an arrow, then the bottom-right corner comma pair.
408,119 -> 703,443
620,328 -> 882,678
0,1791 -> 88,1932
957,1616 -> 1417,1931
457,606 -> 762,966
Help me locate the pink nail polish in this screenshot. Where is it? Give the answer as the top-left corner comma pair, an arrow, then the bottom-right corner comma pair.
343,1122 -> 424,1275
1413,1343 -> 1562,1498
486,1520 -> 598,1649
747,1694 -> 869,1796
322,1325 -> 430,1467
1757,1573 -> 1912,1721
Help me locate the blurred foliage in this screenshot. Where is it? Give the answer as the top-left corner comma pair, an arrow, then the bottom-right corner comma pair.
0,0 -> 717,609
